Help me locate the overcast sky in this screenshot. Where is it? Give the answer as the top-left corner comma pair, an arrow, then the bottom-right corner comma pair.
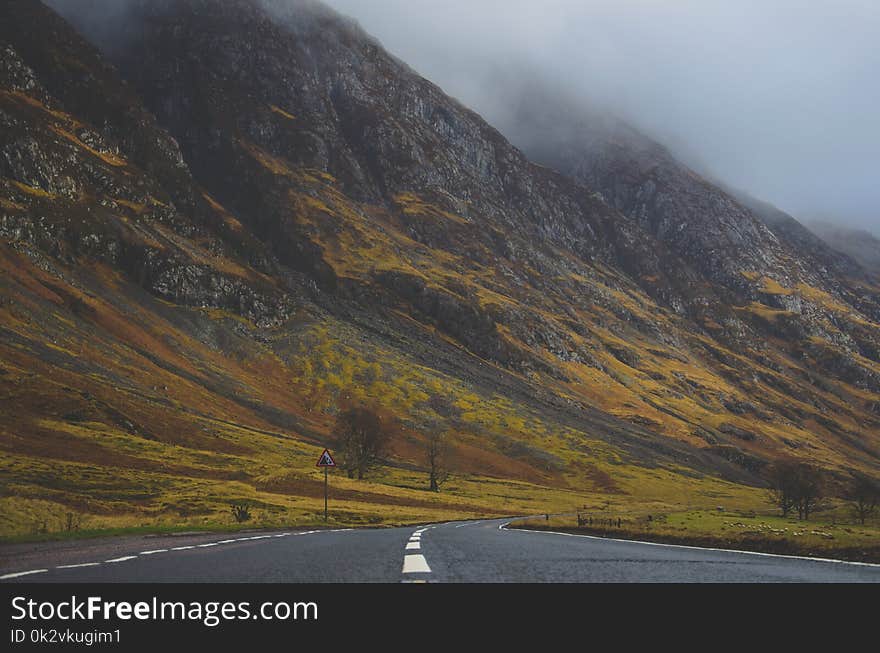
324,0 -> 879,232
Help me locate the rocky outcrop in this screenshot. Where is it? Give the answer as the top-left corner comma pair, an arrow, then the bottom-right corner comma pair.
0,2 -> 296,330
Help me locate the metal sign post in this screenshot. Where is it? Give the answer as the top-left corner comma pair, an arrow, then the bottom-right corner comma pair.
316,449 -> 336,522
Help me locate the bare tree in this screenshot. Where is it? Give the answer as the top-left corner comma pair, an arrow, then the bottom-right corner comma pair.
766,460 -> 824,520
766,460 -> 800,518
793,463 -> 823,520
847,473 -> 880,525
426,429 -> 450,492
335,403 -> 394,480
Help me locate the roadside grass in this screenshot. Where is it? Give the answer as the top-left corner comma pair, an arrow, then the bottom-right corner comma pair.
510,507 -> 880,563
0,446 -> 590,542
0,441 -> 781,545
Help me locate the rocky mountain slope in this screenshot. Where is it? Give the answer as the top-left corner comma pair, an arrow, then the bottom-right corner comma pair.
1,0 -> 878,535
490,77 -> 880,399
808,221 -> 880,276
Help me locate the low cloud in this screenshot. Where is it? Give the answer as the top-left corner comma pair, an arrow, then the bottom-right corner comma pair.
324,0 -> 880,233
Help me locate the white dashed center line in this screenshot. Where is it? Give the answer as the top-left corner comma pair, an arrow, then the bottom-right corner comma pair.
104,556 -> 137,563
402,528 -> 432,576
402,554 -> 431,573
57,562 -> 101,569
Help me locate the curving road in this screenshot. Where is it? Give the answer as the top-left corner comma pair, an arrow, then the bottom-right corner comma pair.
2,519 -> 879,583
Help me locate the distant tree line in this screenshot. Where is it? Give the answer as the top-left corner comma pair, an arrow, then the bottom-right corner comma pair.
767,460 -> 880,524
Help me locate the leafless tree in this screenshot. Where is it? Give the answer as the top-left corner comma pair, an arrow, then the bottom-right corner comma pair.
766,460 -> 800,518
426,429 -> 450,492
766,459 -> 824,520
793,463 -> 823,520
335,403 -> 394,480
846,473 -> 880,525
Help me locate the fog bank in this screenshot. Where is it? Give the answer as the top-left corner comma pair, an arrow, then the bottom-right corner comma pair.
324,0 -> 879,233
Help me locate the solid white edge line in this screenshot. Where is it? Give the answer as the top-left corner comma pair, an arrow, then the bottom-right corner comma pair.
5,529 -> 319,579
1,569 -> 49,579
505,524 -> 880,568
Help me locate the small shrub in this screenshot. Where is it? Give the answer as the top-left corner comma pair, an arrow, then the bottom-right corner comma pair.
231,503 -> 251,523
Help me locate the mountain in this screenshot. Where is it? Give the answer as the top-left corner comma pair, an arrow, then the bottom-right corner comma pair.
715,186 -> 869,281
488,75 -> 880,392
1,0 -> 878,536
807,221 -> 880,276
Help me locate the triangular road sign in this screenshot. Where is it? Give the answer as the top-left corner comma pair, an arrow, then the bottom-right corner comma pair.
316,448 -> 336,467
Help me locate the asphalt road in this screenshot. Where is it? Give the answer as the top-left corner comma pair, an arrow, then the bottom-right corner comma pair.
2,519 -> 879,583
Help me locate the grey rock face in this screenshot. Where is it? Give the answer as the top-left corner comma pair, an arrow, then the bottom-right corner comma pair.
0,4 -> 295,330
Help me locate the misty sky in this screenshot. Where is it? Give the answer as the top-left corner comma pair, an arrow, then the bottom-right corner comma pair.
324,0 -> 879,232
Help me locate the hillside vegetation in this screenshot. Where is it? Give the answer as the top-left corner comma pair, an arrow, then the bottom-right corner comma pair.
1,0 -> 878,541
